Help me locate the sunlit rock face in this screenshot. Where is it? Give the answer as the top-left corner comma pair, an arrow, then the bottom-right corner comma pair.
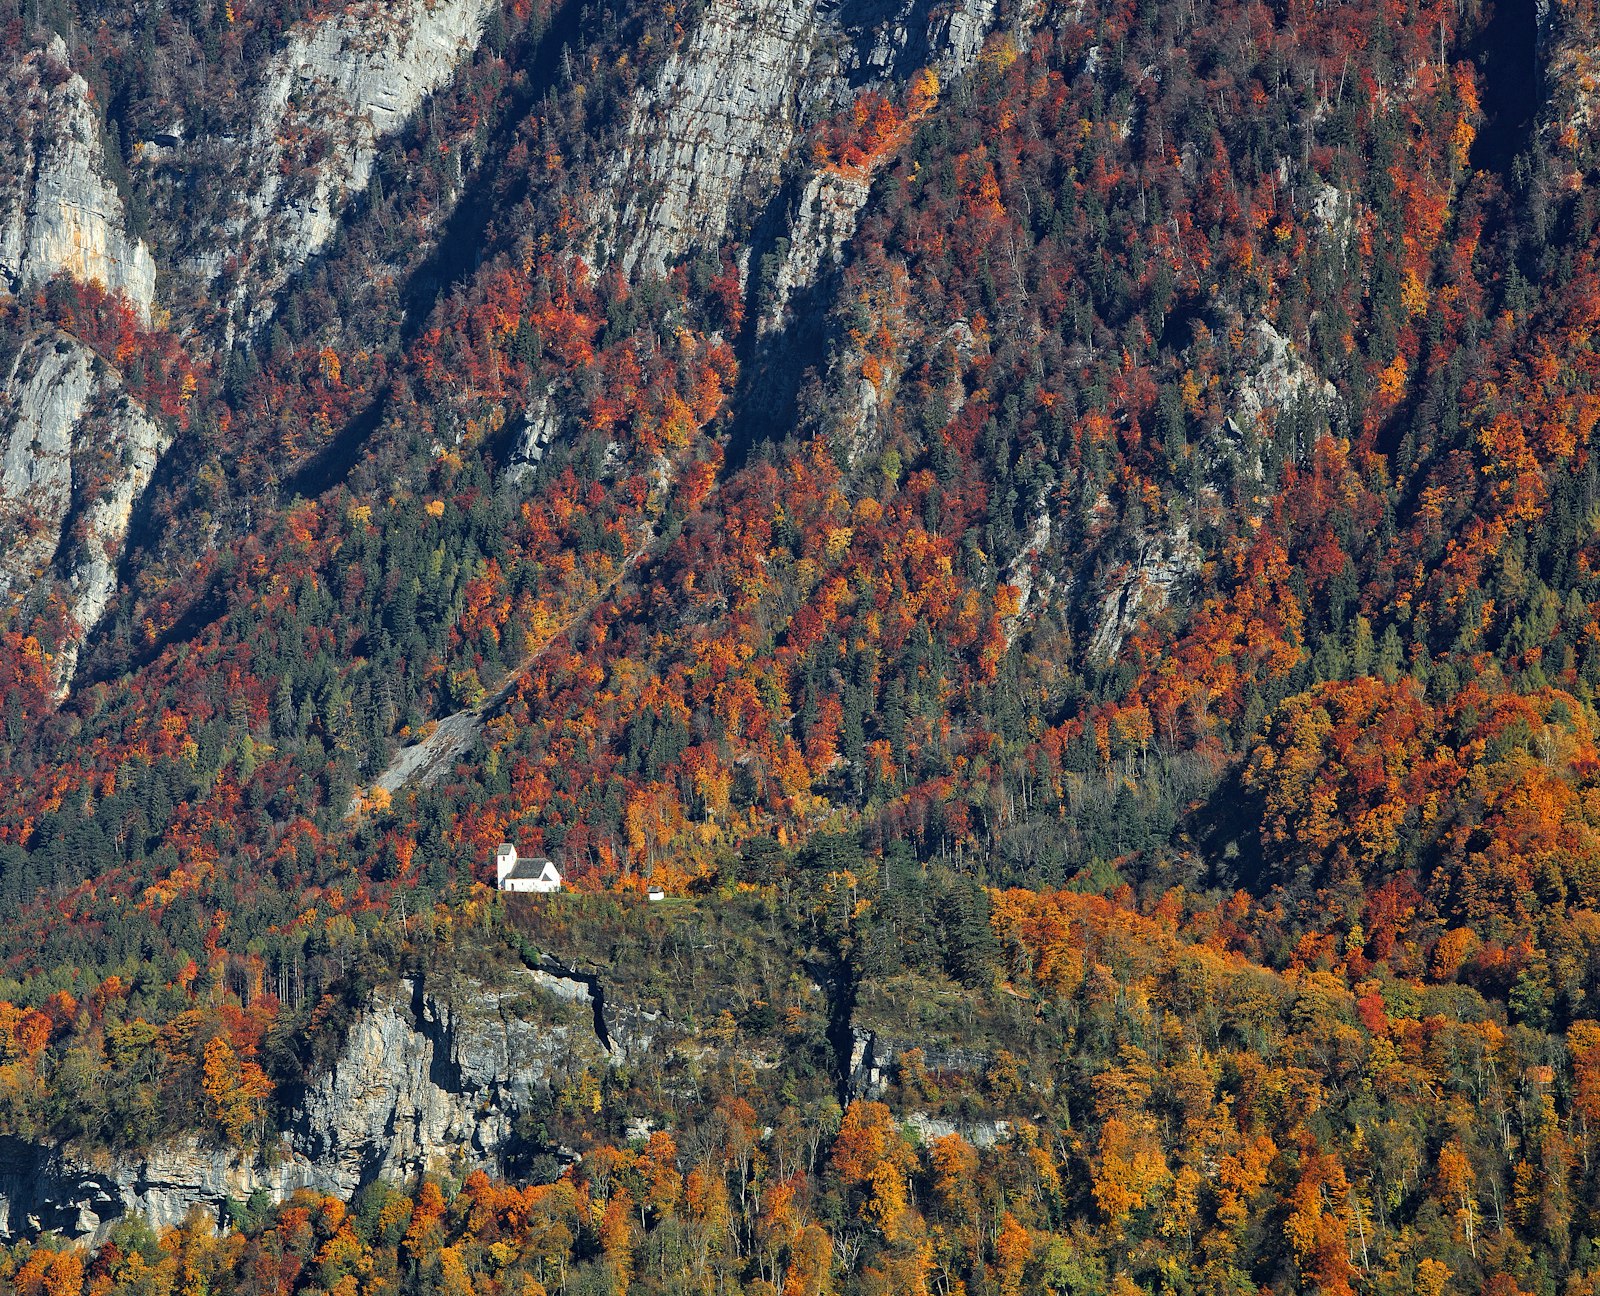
0,974 -> 605,1243
597,0 -> 1006,281
0,37 -> 156,320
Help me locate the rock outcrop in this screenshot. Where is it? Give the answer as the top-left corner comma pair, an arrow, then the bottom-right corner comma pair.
0,39 -> 156,319
1232,319 -> 1339,435
288,974 -> 600,1198
1003,507 -> 1056,630
0,335 -> 95,605
0,1138 -> 319,1241
604,0 -> 825,279
842,0 -> 1002,84
0,330 -> 168,694
903,1110 -> 1010,1150
845,1025 -> 991,1100
0,973 -> 605,1243
506,394 -> 562,482
757,169 -> 873,336
1088,523 -> 1201,662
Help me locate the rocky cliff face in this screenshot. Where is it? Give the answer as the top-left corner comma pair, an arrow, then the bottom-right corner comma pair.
845,1024 -> 991,1100
1231,320 -> 1339,437
0,38 -> 156,320
1088,524 -> 1202,662
756,169 -> 873,337
0,972 -> 607,1243
600,0 -> 1006,280
289,973 -> 599,1198
204,0 -> 492,334
602,0 -> 825,279
0,1137 -> 321,1242
0,330 -> 167,693
0,334 -> 95,607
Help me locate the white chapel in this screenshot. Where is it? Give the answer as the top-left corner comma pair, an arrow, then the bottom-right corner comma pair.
495,843 -> 562,893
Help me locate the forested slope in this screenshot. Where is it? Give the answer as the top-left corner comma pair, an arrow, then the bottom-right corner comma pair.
2,0 -> 1600,1289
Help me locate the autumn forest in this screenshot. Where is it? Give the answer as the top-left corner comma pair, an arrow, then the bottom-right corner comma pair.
2,0 -> 1600,1290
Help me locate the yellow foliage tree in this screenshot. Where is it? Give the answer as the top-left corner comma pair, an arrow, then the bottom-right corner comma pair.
200,1037 -> 272,1144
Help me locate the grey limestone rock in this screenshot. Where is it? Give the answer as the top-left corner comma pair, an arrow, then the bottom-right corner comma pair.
1233,319 -> 1339,435
605,0 -> 825,279
0,39 -> 156,320
0,1137 -> 314,1242
202,0 -> 492,334
0,974 -> 603,1244
1087,523 -> 1202,663
847,1026 -> 991,1101
758,169 -> 873,337
601,0 -> 1010,281
0,335 -> 93,602
0,331 -> 169,695
288,975 -> 599,1199
903,1110 -> 1010,1150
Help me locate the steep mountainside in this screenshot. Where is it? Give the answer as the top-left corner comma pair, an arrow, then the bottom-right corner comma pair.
5,0 -> 1600,1290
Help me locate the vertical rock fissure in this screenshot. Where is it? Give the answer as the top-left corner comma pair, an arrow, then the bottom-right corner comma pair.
398,0 -> 588,340
824,961 -> 860,1105
722,180 -> 843,472
535,960 -> 613,1054
1469,0 -> 1540,177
